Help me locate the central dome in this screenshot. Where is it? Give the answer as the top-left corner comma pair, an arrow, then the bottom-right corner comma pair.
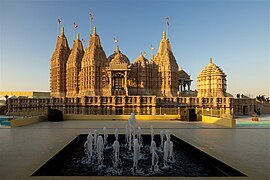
108,47 -> 130,65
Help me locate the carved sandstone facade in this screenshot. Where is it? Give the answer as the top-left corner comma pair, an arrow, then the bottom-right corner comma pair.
66,34 -> 84,98
50,27 -> 70,98
9,22 -> 267,117
50,26 -> 196,98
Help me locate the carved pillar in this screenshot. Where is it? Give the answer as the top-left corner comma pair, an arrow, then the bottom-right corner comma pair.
124,71 -> 128,96
108,71 -> 112,96
213,98 -> 217,108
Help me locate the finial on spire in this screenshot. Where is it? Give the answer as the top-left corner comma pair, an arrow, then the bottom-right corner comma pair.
180,66 -> 183,71
162,32 -> 166,39
61,27 -> 65,35
140,51 -> 142,56
115,45 -> 120,53
76,33 -> 80,40
210,57 -> 213,64
93,26 -> 97,35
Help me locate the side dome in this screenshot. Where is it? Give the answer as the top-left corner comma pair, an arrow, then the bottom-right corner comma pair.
198,58 -> 226,78
197,57 -> 227,97
134,52 -> 148,66
108,46 -> 130,65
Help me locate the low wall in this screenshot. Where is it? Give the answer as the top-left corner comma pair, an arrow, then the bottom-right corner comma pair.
10,115 -> 47,128
64,114 -> 180,121
202,115 -> 236,128
256,102 -> 270,114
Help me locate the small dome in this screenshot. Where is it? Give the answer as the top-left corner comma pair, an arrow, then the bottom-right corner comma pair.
134,52 -> 148,65
198,58 -> 226,78
109,47 -> 130,65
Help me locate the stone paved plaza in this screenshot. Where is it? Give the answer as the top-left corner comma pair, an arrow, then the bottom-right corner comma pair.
0,118 -> 269,180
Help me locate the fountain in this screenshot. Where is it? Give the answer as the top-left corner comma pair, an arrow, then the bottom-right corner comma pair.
160,130 -> 165,149
137,126 -> 143,146
163,139 -> 169,167
133,138 -> 140,173
94,130 -> 98,148
114,128 -> 119,141
150,125 -> 154,141
112,139 -> 120,168
84,131 -> 93,161
33,113 -> 246,177
96,135 -> 104,167
103,127 -> 108,147
150,140 -> 159,172
127,113 -> 136,150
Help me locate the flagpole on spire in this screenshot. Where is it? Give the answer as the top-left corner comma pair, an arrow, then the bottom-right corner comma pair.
73,22 -> 78,40
150,44 -> 155,58
89,12 -> 93,34
165,16 -> 169,39
57,18 -> 61,36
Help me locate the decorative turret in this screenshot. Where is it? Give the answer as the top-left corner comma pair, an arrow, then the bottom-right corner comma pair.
66,33 -> 84,97
79,26 -> 107,96
197,57 -> 227,97
50,26 -> 70,97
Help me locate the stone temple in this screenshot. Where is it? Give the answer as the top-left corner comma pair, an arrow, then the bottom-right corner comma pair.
50,26 -> 226,99
6,24 -> 270,117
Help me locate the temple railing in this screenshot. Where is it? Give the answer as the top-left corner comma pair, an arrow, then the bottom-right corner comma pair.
7,96 -> 233,116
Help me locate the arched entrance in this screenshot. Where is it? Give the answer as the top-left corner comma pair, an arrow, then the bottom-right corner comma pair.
112,72 -> 126,95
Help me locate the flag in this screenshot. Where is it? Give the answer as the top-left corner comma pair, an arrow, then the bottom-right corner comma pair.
73,22 -> 78,28
166,17 -> 169,26
89,13 -> 93,21
114,37 -> 118,43
58,18 -> 61,24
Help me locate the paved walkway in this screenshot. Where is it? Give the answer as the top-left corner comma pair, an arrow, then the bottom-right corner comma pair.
0,120 -> 269,179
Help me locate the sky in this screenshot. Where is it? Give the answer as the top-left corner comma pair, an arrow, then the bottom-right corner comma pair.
0,0 -> 269,97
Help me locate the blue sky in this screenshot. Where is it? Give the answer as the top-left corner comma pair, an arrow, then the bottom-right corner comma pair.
0,0 -> 269,97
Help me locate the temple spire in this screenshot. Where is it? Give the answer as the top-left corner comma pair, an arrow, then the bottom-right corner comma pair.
76,33 -> 80,40
210,57 -> 213,64
180,66 -> 183,71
